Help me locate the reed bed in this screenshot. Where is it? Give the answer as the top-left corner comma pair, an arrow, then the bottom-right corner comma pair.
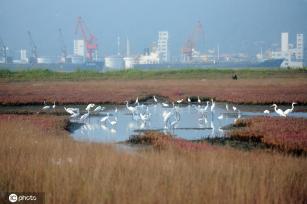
0,114 -> 306,204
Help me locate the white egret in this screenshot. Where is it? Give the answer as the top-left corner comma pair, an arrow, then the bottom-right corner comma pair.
41,100 -> 50,110
125,101 -> 136,113
187,97 -> 191,103
162,103 -> 169,107
42,105 -> 50,110
210,99 -> 215,112
135,97 -> 139,105
64,107 -> 79,115
226,103 -> 229,111
85,104 -> 95,111
153,96 -> 158,103
232,106 -> 237,112
198,96 -> 201,104
284,102 -> 296,116
70,112 -> 80,118
271,104 -> 286,117
52,101 -> 56,109
94,106 -> 105,113
64,107 -> 74,115
264,110 -> 270,114
177,99 -> 184,104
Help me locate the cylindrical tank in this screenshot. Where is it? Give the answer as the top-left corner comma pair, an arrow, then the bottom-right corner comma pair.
124,57 -> 135,69
105,56 -> 124,69
37,57 -> 54,64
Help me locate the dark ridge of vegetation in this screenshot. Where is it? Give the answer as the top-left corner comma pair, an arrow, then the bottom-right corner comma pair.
0,68 -> 306,81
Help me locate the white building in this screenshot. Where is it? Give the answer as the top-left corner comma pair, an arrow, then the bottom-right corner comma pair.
74,40 -> 86,57
137,52 -> 160,65
105,56 -> 125,69
123,38 -> 135,69
272,32 -> 304,68
20,49 -> 28,63
157,31 -> 169,62
296,33 -> 304,62
281,32 -> 289,52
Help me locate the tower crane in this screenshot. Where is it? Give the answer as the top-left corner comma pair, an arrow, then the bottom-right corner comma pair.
75,16 -> 98,62
58,28 -> 67,63
27,31 -> 38,64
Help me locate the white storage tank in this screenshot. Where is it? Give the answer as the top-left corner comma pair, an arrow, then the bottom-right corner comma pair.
37,57 -> 54,64
124,57 -> 135,69
105,55 -> 124,69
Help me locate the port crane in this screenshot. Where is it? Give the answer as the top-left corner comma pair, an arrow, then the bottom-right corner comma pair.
75,16 -> 98,62
181,21 -> 205,62
58,28 -> 68,63
0,37 -> 8,63
27,31 -> 38,64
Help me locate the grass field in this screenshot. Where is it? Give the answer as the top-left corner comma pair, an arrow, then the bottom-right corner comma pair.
0,114 -> 306,204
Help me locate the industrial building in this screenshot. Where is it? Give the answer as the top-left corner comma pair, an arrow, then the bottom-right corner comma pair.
157,31 -> 169,62
271,32 -> 304,68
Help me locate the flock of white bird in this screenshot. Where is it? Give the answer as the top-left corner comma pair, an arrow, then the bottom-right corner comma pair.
40,97 -> 297,132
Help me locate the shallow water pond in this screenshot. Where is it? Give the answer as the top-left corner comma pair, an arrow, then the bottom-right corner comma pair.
68,103 -> 307,143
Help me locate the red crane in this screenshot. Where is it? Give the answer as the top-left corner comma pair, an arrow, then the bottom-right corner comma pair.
75,16 -> 98,61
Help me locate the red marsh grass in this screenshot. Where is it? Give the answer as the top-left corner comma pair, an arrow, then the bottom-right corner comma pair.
0,114 -> 306,203
129,131 -> 214,151
230,117 -> 307,154
1,78 -> 307,105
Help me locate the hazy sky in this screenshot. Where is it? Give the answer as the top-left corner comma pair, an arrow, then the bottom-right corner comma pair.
1,0 -> 307,58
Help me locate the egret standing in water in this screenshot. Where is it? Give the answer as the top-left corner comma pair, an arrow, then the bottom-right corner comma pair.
41,100 -> 50,111
210,99 -> 215,112
198,96 -> 201,104
125,101 -> 136,114
162,103 -> 169,107
187,97 -> 191,103
93,106 -> 105,113
153,96 -> 158,103
284,102 -> 296,116
177,99 -> 184,104
232,106 -> 237,112
85,104 -> 95,112
264,110 -> 270,114
52,101 -> 56,110
135,97 -> 139,105
271,104 -> 286,117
